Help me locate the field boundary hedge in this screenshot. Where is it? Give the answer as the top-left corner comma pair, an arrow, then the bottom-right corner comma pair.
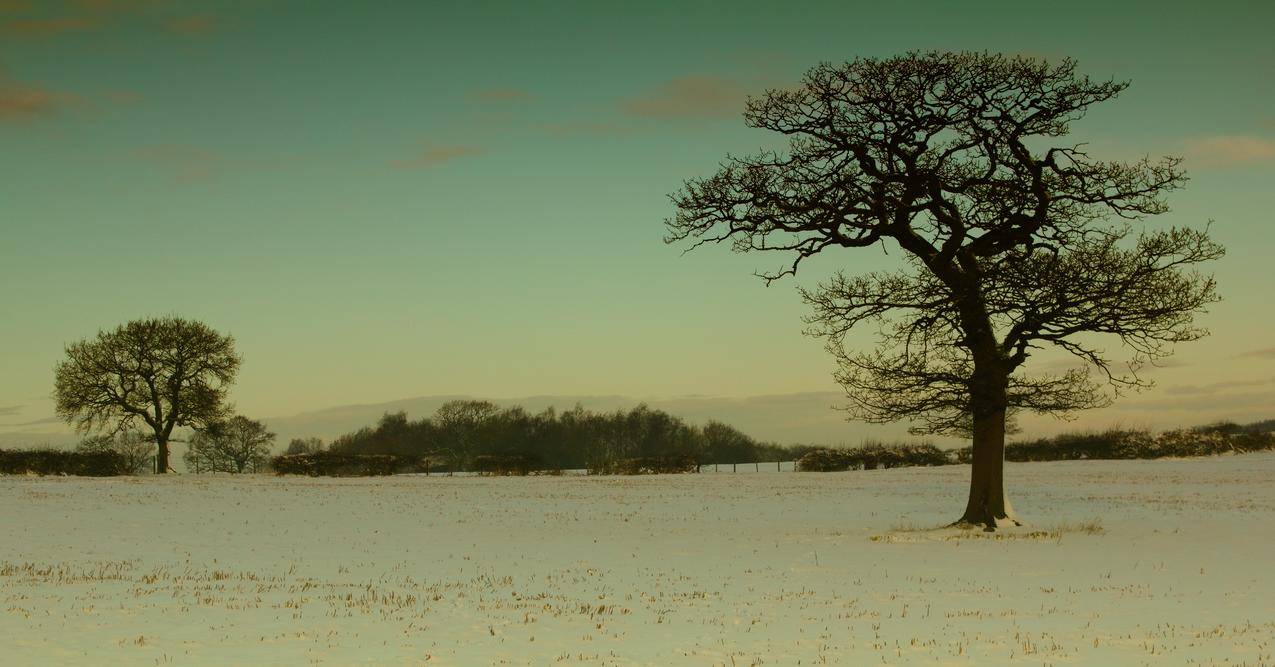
798,429 -> 1275,472
0,449 -> 129,476
797,443 -> 949,472
588,454 -> 698,475
270,452 -> 424,476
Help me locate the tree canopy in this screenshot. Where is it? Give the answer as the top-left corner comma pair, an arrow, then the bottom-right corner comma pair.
54,317 -> 240,473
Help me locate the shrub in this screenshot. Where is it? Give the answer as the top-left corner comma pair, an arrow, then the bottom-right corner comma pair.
76,432 -> 153,474
588,454 -> 698,475
473,452 -> 542,476
797,443 -> 950,471
1233,431 -> 1275,452
797,448 -> 854,471
270,452 -> 423,476
0,448 -> 128,476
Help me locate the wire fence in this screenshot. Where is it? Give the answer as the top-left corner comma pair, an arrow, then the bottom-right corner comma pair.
696,461 -> 799,473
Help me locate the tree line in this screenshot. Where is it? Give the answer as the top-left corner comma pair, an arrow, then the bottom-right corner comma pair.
313,400 -> 808,473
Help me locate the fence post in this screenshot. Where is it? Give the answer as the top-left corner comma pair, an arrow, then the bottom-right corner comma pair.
732,462 -> 737,473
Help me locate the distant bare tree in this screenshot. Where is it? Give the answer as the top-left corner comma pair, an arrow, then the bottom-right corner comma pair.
668,52 -> 1222,528
54,317 -> 240,473
185,416 -> 275,473
701,421 -> 756,464
433,400 -> 499,469
284,437 -> 325,455
76,431 -> 154,475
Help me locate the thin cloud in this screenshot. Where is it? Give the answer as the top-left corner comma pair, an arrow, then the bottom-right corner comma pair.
1162,377 -> 1275,396
0,83 -> 59,119
0,405 -> 22,417
0,66 -> 76,120
1184,135 -> 1275,169
537,120 -> 636,138
4,415 -> 64,426
620,75 -> 749,121
470,88 -> 534,104
0,16 -> 96,37
1240,347 -> 1275,359
1116,389 -> 1275,412
166,14 -> 216,36
70,0 -> 165,12
1134,357 -> 1189,373
2,3 -> 213,40
132,145 -> 223,183
389,145 -> 484,170
101,89 -> 142,106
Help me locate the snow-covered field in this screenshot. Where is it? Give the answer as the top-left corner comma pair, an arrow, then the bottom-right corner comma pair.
3,454 -> 1274,666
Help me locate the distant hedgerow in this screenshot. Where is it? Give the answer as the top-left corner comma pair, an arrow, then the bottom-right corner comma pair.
0,448 -> 129,476
797,443 -> 949,472
270,452 -> 424,476
951,429 -> 1275,463
588,454 -> 698,475
473,452 -> 542,476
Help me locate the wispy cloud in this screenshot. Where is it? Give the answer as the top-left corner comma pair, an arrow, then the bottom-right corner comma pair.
0,65 -> 77,120
3,415 -> 63,426
537,120 -> 635,138
0,69 -> 139,121
131,144 -> 223,183
1162,377 -> 1275,396
1184,135 -> 1275,169
166,14 -> 216,36
389,144 -> 485,170
0,405 -> 22,417
1240,347 -> 1275,359
0,83 -> 61,119
2,2 -> 219,39
71,0 -> 164,13
470,88 -> 534,104
101,89 -> 142,106
0,16 -> 96,37
1115,389 -> 1275,412
620,75 -> 749,121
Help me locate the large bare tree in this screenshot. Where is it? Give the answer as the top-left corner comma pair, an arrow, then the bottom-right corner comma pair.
667,52 -> 1222,528
54,317 -> 241,473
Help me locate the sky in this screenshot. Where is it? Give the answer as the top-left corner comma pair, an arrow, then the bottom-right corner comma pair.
1,0 -> 1272,442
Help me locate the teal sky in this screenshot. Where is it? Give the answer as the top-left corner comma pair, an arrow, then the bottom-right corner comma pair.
2,0 -> 1273,436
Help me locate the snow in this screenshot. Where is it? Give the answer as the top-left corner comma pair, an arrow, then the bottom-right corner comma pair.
3,454 -> 1275,665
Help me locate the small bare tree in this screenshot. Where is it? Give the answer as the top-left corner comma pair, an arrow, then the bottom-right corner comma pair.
284,437 -> 325,455
185,416 -> 275,473
668,52 -> 1222,528
433,400 -> 499,470
55,317 -> 240,473
76,431 -> 154,475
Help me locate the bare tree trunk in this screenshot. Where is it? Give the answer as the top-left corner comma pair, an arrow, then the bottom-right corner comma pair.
955,362 -> 1021,529
155,435 -> 170,474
